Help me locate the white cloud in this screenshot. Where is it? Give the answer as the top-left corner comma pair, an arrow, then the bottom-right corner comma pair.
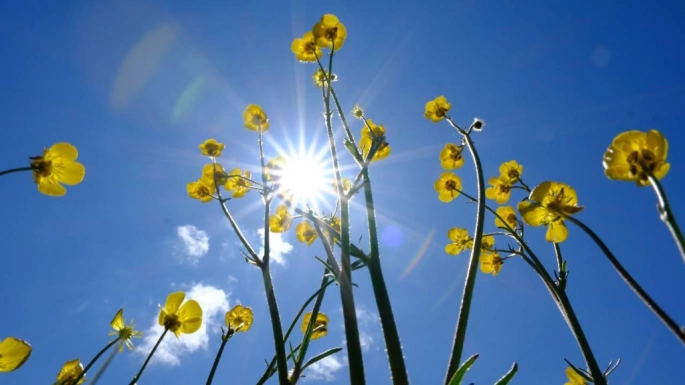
175,225 -> 209,264
359,332 -> 376,353
137,284 -> 230,366
257,229 -> 293,265
303,355 -> 344,382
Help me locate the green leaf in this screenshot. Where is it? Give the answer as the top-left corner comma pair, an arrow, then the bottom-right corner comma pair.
494,362 -> 518,385
448,353 -> 479,385
301,347 -> 344,371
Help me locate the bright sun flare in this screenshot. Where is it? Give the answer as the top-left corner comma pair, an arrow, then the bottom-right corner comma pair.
279,154 -> 332,205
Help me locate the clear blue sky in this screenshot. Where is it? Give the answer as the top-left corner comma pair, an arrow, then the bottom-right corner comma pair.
1,0 -> 684,384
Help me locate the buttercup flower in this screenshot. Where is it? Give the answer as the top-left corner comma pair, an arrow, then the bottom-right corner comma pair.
301,312 -> 329,340
225,168 -> 252,198
312,69 -> 337,88
202,163 -> 229,186
312,14 -> 347,51
55,359 -> 86,385
360,136 -> 391,162
0,337 -> 32,372
30,142 -> 85,197
109,308 -> 143,352
361,119 -> 385,139
187,179 -> 214,203
564,367 -> 588,385
424,96 -> 451,122
158,291 -> 203,338
296,221 -> 318,246
480,251 -> 503,276
291,31 -> 322,62
439,143 -> 465,170
243,104 -> 270,132
434,172 -> 462,203
603,129 -> 670,187
499,160 -> 523,184
495,205 -> 518,230
445,227 -> 473,255
199,139 -> 225,157
270,204 -> 293,233
517,181 -> 584,243
480,235 -> 495,251
485,176 -> 512,204
265,156 -> 287,182
225,304 -> 254,333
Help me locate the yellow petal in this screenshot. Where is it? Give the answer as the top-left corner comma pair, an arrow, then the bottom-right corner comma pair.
565,367 -> 587,385
56,359 -> 85,384
48,143 -> 79,161
0,337 -> 32,372
38,179 -> 66,197
517,201 -> 546,227
111,308 -> 125,331
301,312 -> 329,340
158,307 -> 168,327
528,181 -> 552,203
645,129 -> 668,159
58,161 -> 86,185
178,299 -> 203,334
546,221 -> 569,243
164,292 -> 186,315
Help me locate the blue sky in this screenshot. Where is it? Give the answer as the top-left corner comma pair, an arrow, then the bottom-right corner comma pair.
1,0 -> 684,384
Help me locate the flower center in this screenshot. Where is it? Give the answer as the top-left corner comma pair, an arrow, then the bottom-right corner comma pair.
506,214 -> 517,224
626,149 -> 659,182
164,314 -> 182,332
325,26 -> 338,41
507,169 -> 520,180
304,41 -> 318,54
497,183 -> 511,194
445,180 -> 457,190
435,106 -> 448,118
31,158 -> 52,178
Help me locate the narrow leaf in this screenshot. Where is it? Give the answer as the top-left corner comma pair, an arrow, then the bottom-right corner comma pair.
494,362 -> 518,385
448,353 -> 479,385
301,348 -> 344,371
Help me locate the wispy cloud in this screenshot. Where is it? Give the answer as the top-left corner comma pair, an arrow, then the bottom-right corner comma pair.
355,307 -> 379,352
137,283 -> 229,366
257,229 -> 293,265
174,225 -> 209,264
303,355 -> 345,382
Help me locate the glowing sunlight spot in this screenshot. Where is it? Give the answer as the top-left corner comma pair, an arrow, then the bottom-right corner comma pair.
280,153 -> 331,206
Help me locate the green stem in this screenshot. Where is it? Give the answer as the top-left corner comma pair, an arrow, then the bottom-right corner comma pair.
643,166 -> 685,264
553,243 -> 567,291
566,215 -> 685,345
89,343 -> 119,385
206,335 -> 230,385
443,119 -> 486,385
129,328 -> 168,385
70,338 -> 119,385
0,166 -> 32,176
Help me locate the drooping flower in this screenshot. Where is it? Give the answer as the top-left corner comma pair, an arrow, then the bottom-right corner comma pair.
30,142 -> 85,197
296,221 -> 318,246
158,291 -> 203,338
312,14 -> 347,51
517,181 -> 584,243
55,359 -> 86,385
424,96 -> 451,122
480,251 -> 503,276
199,139 -> 225,157
360,136 -> 391,162
485,175 -> 512,204
495,205 -> 518,230
301,312 -> 329,340
499,160 -> 523,184
312,69 -> 337,88
243,104 -> 270,132
603,129 -> 670,187
0,337 -> 32,372
564,367 -> 588,385
225,304 -> 254,333
291,31 -> 322,62
270,204 -> 293,233
187,179 -> 214,203
445,227 -> 473,255
265,156 -> 287,182
109,308 -> 143,352
225,168 -> 252,198
202,163 -> 229,186
434,172 -> 462,203
439,143 -> 465,170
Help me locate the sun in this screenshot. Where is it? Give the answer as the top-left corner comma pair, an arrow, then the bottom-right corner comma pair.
279,153 -> 332,206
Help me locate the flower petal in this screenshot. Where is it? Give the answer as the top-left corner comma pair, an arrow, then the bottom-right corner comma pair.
164,292 -> 186,315
57,161 -> 85,185
546,221 -> 569,243
38,179 -> 66,197
178,299 -> 203,334
0,337 -> 32,372
111,308 -> 125,331
48,143 -> 79,161
517,201 -> 546,226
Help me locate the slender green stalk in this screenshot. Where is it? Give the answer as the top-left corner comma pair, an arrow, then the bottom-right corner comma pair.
553,243 -> 567,291
70,338 -> 119,385
129,328 -> 168,385
0,166 -> 32,176
443,119 -> 486,385
206,333 -> 231,385
566,215 -> 685,345
89,343 -> 119,385
643,166 -> 685,264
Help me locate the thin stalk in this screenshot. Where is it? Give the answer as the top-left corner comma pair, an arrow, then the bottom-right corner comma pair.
90,341 -> 119,385
0,166 -> 32,176
206,334 -> 230,385
566,215 -> 685,345
70,338 -> 119,385
129,328 -> 168,385
443,119 -> 486,385
553,242 -> 567,291
643,166 -> 685,264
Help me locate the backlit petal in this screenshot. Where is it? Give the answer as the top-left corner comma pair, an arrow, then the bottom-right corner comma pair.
546,221 -> 569,243
48,143 -> 79,161
111,308 -> 125,331
178,299 -> 203,332
58,161 -> 85,185
528,181 -> 552,203
38,179 -> 66,197
0,337 -> 32,372
164,292 -> 186,315
518,201 -> 546,226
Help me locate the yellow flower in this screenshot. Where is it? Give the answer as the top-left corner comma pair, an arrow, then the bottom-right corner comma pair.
439,143 -> 465,170
361,119 -> 385,139
301,312 -> 329,340
291,31 -> 322,62
351,104 -> 364,119
424,96 -> 451,122
445,227 -> 473,255
265,156 -> 287,182
55,359 -> 86,385
480,251 -> 503,276
499,160 -> 523,183
603,129 -> 670,186
485,176 -> 512,204
30,142 -> 85,197
359,136 -> 391,162
225,304 -> 253,333
434,172 -> 462,203
480,235 -> 495,251
296,221 -> 318,246
243,104 -> 270,132
0,337 -> 32,372
332,177 -> 352,195
225,168 -> 252,198
324,216 -> 341,240
198,139 -> 225,157
187,179 -> 214,203
517,181 -> 584,243
312,14 -> 347,51
564,367 -> 588,385
109,308 -> 143,352
312,69 -> 337,88
202,163 -> 228,186
495,206 -> 518,230
270,204 -> 293,233
158,291 -> 203,338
